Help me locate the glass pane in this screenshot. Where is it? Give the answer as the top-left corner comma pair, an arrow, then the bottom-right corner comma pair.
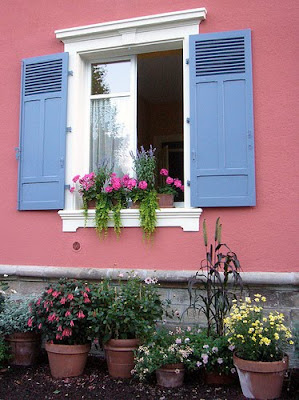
90,97 -> 133,176
91,61 -> 131,95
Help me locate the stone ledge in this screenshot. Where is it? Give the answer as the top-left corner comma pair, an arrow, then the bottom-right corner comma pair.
0,265 -> 298,286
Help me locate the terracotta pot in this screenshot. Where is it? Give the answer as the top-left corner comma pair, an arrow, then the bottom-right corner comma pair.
156,363 -> 185,388
6,332 -> 41,366
204,370 -> 235,385
157,194 -> 174,208
45,342 -> 91,379
130,201 -> 140,209
104,338 -> 139,379
233,354 -> 288,399
87,199 -> 96,209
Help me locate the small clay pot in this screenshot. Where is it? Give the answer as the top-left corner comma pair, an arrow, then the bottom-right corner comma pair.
157,194 -> 174,208
156,363 -> 185,388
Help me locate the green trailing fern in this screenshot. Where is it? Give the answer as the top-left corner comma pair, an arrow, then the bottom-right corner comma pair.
95,193 -> 111,237
139,190 -> 158,239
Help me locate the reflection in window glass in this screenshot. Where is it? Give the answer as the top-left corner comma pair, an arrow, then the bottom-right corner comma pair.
90,97 -> 133,176
91,61 -> 131,95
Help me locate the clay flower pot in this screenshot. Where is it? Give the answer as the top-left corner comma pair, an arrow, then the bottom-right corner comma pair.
6,332 -> 41,366
45,342 -> 91,379
233,353 -> 288,399
104,338 -> 139,379
157,194 -> 174,208
156,363 -> 185,388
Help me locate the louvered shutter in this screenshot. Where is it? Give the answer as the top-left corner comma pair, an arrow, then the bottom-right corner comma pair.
189,30 -> 255,207
18,53 -> 68,210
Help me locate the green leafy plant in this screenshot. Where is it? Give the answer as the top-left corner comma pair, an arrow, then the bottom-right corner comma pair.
130,145 -> 157,190
139,190 -> 158,239
0,336 -> 10,369
185,328 -> 236,375
133,326 -> 193,381
224,294 -> 293,361
34,279 -> 98,345
0,296 -> 38,335
89,272 -> 169,343
95,192 -> 112,237
0,276 -> 9,313
187,218 -> 243,337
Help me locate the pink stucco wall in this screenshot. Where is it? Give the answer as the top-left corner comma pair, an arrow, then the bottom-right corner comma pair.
0,0 -> 298,272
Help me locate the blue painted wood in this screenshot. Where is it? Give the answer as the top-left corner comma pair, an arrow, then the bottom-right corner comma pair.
18,53 -> 68,210
189,30 -> 255,207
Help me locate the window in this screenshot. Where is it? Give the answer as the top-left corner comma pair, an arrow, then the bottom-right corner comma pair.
17,8 -> 255,232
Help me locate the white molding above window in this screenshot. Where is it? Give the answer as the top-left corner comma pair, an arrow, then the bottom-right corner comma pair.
58,208 -> 202,232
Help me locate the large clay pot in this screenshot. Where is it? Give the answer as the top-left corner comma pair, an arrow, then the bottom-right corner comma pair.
156,363 -> 185,388
6,332 -> 41,366
104,338 -> 139,379
45,342 -> 91,379
157,194 -> 174,208
233,354 -> 288,399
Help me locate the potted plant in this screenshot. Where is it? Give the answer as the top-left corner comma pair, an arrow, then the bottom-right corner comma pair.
133,327 -> 193,387
70,160 -> 112,224
89,272 -> 168,378
130,146 -> 158,239
185,328 -> 236,385
157,168 -> 184,207
34,278 -> 97,378
0,296 -> 40,366
224,294 -> 293,399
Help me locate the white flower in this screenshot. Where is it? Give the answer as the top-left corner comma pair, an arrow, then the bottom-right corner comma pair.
212,346 -> 218,353
144,277 -> 153,284
3,274 -> 8,277
217,358 -> 223,364
228,344 -> 235,351
174,310 -> 180,317
231,368 -> 236,374
201,353 -> 209,364
10,289 -> 17,294
187,326 -> 192,332
175,369 -> 180,374
185,338 -> 190,343
151,277 -> 158,284
118,273 -> 124,278
175,338 -> 182,344
203,344 -> 209,349
196,361 -> 202,367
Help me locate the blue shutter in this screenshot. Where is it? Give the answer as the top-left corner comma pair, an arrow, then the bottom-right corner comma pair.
189,30 -> 255,207
18,52 -> 69,210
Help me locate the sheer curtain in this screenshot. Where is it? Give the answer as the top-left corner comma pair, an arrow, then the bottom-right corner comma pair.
90,97 -> 133,176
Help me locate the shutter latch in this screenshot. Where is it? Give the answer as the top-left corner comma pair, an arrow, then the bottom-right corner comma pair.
66,127 -> 72,133
15,147 -> 21,160
187,180 -> 191,187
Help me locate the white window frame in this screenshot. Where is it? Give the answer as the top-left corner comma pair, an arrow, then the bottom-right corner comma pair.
56,8 -> 207,232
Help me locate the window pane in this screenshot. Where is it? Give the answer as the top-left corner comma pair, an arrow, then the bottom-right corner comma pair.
90,97 -> 133,176
91,61 -> 131,95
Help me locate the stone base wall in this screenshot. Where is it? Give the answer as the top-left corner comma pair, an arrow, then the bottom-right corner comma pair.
1,265 -> 298,367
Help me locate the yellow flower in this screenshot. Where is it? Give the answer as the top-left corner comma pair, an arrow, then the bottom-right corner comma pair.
254,294 -> 262,298
255,298 -> 260,302
261,296 -> 266,302
274,333 -> 279,340
289,340 -> 294,345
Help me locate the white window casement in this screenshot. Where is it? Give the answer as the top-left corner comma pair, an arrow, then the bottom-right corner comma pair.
56,8 -> 207,232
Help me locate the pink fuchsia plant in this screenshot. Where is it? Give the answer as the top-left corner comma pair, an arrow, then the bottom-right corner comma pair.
33,279 -> 97,345
158,168 -> 184,196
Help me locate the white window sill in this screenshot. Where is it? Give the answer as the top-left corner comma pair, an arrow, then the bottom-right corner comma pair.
58,208 -> 202,232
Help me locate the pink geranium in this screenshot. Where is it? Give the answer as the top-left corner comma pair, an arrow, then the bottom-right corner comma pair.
166,177 -> 174,185
72,174 -> 80,183
138,181 -> 148,190
160,168 -> 168,176
173,179 -> 182,188
105,186 -> 113,193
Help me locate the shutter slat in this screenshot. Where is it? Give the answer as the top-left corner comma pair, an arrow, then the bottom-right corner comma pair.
17,52 -> 68,210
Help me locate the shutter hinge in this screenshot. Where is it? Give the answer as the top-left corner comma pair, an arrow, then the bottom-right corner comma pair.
66,127 -> 72,133
68,70 -> 73,76
186,58 -> 189,65
15,147 -> 21,160
64,184 -> 70,190
186,117 -> 190,124
187,180 -> 190,187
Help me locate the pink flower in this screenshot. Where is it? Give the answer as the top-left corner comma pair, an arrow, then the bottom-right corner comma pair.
62,328 -> 72,337
65,310 -> 71,317
47,288 -> 53,294
202,353 -> 209,364
57,325 -> 62,331
85,287 -> 90,292
181,185 -> 184,192
60,297 -> 66,305
126,178 -> 137,190
38,323 -> 42,330
67,294 -> 74,301
77,310 -> 85,319
111,178 -> 122,190
84,297 -> 91,303
217,358 -> 223,364
70,320 -> 74,327
138,181 -> 148,190
173,179 -> 182,188
175,338 -> 182,344
166,177 -> 174,185
70,186 -> 75,193
121,174 -> 130,185
36,298 -> 41,306
27,318 -> 33,328
52,291 -> 60,298
105,186 -> 113,193
48,313 -> 57,322
160,168 -> 168,176
72,175 -> 80,183
56,334 -> 62,340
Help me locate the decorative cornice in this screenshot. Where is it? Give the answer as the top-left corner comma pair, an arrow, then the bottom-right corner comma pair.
55,8 -> 207,43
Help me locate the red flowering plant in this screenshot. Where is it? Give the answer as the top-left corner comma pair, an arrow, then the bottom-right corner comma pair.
158,168 -> 184,197
33,279 -> 97,345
